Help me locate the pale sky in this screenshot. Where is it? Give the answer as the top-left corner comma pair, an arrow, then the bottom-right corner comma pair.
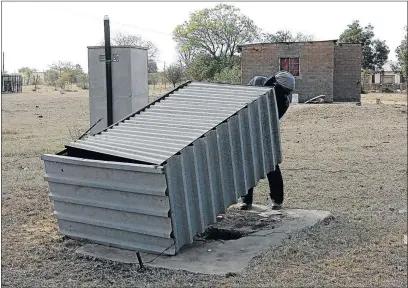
2,2 -> 407,73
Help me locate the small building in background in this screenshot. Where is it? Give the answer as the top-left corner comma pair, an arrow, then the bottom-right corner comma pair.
1,73 -> 23,94
238,40 -> 362,103
361,61 -> 406,92
366,61 -> 405,84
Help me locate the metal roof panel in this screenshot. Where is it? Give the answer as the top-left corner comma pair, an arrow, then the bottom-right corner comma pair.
66,82 -> 272,165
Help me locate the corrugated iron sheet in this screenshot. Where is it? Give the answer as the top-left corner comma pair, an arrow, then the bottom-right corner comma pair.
42,154 -> 175,255
43,82 -> 282,255
164,89 -> 282,251
66,82 -> 274,165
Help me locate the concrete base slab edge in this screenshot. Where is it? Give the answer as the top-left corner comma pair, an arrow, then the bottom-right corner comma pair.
75,209 -> 332,275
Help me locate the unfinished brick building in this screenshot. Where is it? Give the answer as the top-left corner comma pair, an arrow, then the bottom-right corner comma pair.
238,40 -> 362,103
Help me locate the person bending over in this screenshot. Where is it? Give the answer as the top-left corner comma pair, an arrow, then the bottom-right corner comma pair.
241,70 -> 295,210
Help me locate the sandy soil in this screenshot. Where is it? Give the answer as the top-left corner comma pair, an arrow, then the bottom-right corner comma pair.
1,87 -> 407,287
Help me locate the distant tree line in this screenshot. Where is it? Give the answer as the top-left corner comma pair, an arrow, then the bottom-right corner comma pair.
18,62 -> 88,90
168,4 -> 398,85
19,4 -> 405,89
100,10 -> 404,86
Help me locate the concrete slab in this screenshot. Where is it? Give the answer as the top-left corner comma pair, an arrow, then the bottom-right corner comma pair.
228,203 -> 271,215
76,209 -> 332,275
258,210 -> 282,217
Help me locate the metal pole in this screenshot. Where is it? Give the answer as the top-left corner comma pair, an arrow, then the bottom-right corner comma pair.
2,52 -> 4,73
104,15 -> 113,126
136,252 -> 144,270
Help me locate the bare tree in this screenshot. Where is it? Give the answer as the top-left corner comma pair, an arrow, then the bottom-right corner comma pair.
101,32 -> 159,72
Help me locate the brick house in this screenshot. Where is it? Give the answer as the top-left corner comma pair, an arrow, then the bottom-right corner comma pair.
238,40 -> 362,103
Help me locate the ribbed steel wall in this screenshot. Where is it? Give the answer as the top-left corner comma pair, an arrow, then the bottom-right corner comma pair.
42,155 -> 175,254
42,82 -> 282,255
164,90 -> 282,251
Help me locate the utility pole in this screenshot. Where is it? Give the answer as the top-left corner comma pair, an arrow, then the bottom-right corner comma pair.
2,52 -> 4,73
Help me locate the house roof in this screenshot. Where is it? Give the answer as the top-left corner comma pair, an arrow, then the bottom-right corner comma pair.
382,61 -> 397,72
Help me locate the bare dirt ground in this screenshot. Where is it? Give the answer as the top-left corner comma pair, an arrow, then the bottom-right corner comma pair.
2,87 -> 407,287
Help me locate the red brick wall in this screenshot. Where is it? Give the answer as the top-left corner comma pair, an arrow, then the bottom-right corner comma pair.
240,41 -> 335,103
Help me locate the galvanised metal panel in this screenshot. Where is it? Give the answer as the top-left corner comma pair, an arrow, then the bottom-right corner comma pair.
41,154 -> 176,255
164,92 -> 282,251
43,82 -> 283,255
88,46 -> 148,134
67,82 -> 274,165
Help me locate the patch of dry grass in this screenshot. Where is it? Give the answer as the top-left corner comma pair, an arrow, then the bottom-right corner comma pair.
149,83 -> 178,102
362,92 -> 407,105
2,128 -> 18,135
1,90 -> 407,287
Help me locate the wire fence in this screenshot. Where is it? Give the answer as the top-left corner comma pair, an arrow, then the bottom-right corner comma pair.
362,83 -> 407,93
2,74 -> 23,94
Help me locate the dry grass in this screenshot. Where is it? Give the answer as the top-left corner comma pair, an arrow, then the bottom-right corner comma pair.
149,83 -> 176,100
1,89 -> 407,288
361,92 -> 407,105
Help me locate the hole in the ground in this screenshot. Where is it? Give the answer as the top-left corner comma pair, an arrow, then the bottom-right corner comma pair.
203,227 -> 245,241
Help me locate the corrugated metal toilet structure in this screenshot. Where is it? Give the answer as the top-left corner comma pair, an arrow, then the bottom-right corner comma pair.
42,81 -> 283,255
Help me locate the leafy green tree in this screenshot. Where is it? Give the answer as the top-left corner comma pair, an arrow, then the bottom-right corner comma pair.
44,70 -> 59,88
184,54 -> 223,81
78,73 -> 89,89
173,4 -> 259,80
371,39 -> 390,72
391,26 -> 408,78
46,62 -> 85,87
41,62 -> 85,90
213,65 -> 241,84
49,61 -> 74,78
59,71 -> 71,90
339,20 -> 389,72
164,63 -> 184,87
176,42 -> 197,68
18,67 -> 33,85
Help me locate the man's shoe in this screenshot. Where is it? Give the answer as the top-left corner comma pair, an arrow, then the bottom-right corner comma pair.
271,202 -> 282,210
240,202 -> 252,210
